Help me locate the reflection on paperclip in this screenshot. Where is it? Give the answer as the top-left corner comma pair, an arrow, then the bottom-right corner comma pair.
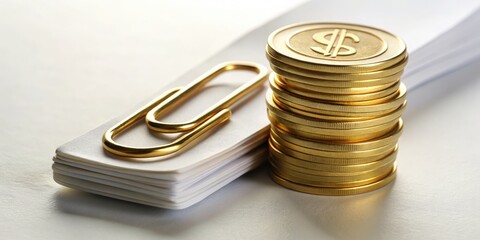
102,61 -> 269,160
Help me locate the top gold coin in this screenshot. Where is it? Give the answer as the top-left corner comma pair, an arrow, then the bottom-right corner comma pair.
267,22 -> 407,73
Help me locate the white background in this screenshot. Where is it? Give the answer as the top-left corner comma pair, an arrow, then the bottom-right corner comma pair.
1,0 -> 480,239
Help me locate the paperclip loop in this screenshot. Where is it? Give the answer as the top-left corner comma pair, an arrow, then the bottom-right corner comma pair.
145,62 -> 269,133
103,61 -> 269,160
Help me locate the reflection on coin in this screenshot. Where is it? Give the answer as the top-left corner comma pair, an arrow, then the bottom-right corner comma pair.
265,22 -> 407,195
270,124 -> 402,151
266,90 -> 406,129
267,22 -> 407,73
269,55 -> 407,80
270,161 -> 394,187
268,142 -> 398,173
269,138 -> 397,165
270,165 -> 397,195
273,67 -> 403,87
274,75 -> 401,101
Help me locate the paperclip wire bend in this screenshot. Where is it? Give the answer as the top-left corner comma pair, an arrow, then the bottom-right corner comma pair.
102,61 -> 269,159
145,61 -> 269,133
102,88 -> 231,159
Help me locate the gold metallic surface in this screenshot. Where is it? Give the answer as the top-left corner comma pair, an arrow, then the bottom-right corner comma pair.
270,123 -> 402,151
146,62 -> 269,133
270,76 -> 407,112
274,75 -> 401,102
270,165 -> 397,195
103,61 -> 268,159
265,22 -> 406,195
274,125 -> 393,142
270,153 -> 394,172
269,142 -> 398,173
266,91 -> 406,129
273,67 -> 403,87
269,138 -> 397,165
270,132 -> 398,158
272,120 -> 394,142
267,23 -> 407,73
269,56 -> 407,81
269,113 -> 400,137
272,94 -> 404,118
270,160 -> 395,187
271,94 -> 404,121
269,155 -> 396,177
277,74 -> 400,95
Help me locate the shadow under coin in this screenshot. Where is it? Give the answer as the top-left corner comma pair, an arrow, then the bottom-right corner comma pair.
278,179 -> 395,239
269,59 -> 480,239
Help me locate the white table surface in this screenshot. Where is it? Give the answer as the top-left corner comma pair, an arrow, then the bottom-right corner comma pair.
1,1 -> 480,239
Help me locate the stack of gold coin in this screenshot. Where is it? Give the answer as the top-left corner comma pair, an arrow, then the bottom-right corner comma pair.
265,23 -> 407,195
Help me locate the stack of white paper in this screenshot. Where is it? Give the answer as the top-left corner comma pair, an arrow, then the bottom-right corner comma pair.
52,2 -> 480,209
53,145 -> 268,209
53,68 -> 271,209
53,61 -> 273,209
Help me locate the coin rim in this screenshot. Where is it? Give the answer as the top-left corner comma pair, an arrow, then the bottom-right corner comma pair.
267,22 -> 407,73
269,164 -> 397,195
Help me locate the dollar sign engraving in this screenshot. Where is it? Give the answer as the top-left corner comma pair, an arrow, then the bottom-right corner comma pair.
311,29 -> 360,58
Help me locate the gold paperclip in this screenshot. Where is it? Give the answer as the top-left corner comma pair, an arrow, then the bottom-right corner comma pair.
103,61 -> 269,160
